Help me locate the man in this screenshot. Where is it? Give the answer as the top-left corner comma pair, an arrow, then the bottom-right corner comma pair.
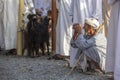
69,0 -> 102,67
2,0 -> 19,50
105,0 -> 120,79
0,0 -> 4,50
54,0 -> 72,59
71,18 -> 107,72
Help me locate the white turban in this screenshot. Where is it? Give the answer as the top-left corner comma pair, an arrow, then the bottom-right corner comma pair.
85,18 -> 100,29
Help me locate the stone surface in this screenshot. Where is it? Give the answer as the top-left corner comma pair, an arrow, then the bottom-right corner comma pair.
0,53 -> 113,80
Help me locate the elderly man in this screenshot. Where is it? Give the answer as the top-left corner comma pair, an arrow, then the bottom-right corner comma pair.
54,0 -> 72,59
69,0 -> 102,67
70,18 -> 107,72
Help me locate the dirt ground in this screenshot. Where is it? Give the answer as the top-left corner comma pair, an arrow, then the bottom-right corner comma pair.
0,51 -> 113,80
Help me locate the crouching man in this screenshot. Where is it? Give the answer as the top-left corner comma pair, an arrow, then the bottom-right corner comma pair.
70,18 -> 107,73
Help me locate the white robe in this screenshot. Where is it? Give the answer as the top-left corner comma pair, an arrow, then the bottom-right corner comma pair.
33,0 -> 51,16
24,0 -> 35,14
0,0 -> 4,49
71,0 -> 102,25
55,0 -> 73,56
105,0 -> 120,80
2,0 -> 19,50
23,0 -> 35,25
102,0 -> 111,37
69,0 -> 102,67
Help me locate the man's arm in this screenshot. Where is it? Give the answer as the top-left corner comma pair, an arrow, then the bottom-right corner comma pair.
71,23 -> 96,49
71,34 -> 96,50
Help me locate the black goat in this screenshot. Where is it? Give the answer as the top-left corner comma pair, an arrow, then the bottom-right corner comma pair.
26,14 -> 50,57
26,14 -> 40,57
40,16 -> 51,55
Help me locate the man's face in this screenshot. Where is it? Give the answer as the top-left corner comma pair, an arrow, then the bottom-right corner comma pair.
83,23 -> 95,35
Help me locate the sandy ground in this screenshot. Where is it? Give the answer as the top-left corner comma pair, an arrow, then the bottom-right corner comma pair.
0,51 -> 113,80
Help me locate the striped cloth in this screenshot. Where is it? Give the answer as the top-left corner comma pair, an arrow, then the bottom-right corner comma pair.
71,33 -> 107,71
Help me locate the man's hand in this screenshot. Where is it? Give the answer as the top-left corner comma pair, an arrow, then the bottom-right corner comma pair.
72,23 -> 82,40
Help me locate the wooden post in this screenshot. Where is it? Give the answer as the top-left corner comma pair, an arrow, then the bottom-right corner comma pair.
17,0 -> 24,56
52,0 -> 58,52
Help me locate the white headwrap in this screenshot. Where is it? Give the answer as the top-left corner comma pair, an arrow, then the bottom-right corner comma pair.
85,18 -> 100,29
